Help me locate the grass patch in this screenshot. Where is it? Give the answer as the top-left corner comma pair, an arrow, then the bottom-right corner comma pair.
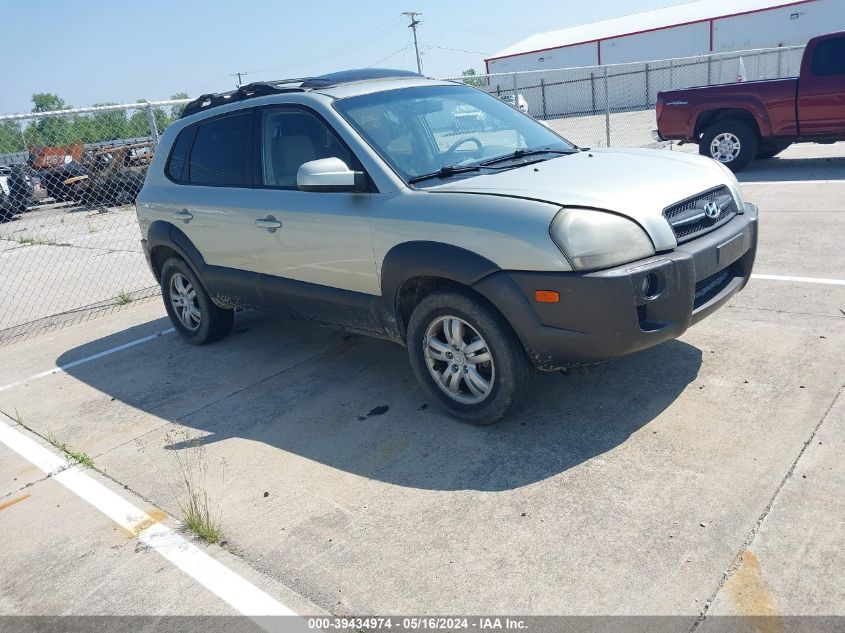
45,426 -> 95,468
167,431 -> 224,544
115,290 -> 133,306
11,235 -> 60,247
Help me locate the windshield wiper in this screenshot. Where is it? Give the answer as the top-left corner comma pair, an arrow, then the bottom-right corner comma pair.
408,164 -> 497,184
480,148 -> 576,166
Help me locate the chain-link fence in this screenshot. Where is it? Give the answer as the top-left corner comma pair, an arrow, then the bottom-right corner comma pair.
0,45 -> 805,345
447,45 -> 805,148
0,99 -> 189,345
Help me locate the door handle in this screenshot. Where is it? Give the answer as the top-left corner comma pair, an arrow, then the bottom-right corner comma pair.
173,209 -> 193,222
255,216 -> 283,232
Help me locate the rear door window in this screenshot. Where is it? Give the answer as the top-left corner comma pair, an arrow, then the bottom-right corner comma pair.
188,112 -> 253,186
811,36 -> 845,76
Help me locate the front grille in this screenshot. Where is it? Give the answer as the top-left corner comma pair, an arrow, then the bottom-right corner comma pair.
664,186 -> 737,243
694,267 -> 732,307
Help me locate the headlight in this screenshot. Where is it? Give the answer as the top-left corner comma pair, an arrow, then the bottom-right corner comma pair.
550,208 -> 655,271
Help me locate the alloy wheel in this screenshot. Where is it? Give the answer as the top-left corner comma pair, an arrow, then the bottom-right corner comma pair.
169,272 -> 201,331
423,315 -> 495,404
710,132 -> 741,163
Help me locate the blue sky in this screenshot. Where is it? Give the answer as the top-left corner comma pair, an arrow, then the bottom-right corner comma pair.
2,0 -> 695,114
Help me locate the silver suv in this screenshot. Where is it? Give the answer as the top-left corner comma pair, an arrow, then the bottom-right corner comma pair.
136,69 -> 758,424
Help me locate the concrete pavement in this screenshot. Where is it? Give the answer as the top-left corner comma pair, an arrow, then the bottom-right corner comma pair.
1,169 -> 843,626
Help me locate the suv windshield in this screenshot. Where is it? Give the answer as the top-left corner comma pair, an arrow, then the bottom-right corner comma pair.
334,84 -> 574,185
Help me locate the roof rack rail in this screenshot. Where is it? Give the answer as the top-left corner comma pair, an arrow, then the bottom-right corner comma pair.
179,80 -> 307,119
179,69 -> 424,119
301,68 -> 423,89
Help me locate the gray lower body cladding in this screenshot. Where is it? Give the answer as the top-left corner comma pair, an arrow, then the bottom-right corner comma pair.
473,204 -> 759,370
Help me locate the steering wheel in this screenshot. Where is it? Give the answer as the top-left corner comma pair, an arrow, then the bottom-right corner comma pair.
444,136 -> 483,160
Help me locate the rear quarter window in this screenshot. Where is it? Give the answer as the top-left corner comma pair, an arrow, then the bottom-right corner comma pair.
165,127 -> 195,182
811,36 -> 845,76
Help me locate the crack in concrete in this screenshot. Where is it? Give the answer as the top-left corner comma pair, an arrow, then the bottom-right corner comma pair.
689,380 -> 845,631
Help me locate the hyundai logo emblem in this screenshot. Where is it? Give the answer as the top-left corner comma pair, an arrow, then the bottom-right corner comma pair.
703,201 -> 721,219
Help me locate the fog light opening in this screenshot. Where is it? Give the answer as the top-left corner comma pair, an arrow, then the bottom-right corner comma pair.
641,273 -> 661,299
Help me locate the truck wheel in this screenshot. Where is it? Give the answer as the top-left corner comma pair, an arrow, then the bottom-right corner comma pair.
757,142 -> 791,160
160,257 -> 234,345
700,119 -> 758,172
406,288 -> 537,425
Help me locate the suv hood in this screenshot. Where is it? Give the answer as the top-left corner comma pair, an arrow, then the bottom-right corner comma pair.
429,147 -> 743,251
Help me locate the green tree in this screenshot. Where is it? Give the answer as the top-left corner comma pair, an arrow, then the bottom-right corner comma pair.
0,120 -> 26,153
31,93 -> 69,113
169,92 -> 190,120
127,100 -> 171,139
461,68 -> 486,88
27,93 -> 77,147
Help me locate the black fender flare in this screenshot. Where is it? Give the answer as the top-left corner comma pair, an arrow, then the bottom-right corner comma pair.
380,241 -> 501,339
146,220 -> 210,292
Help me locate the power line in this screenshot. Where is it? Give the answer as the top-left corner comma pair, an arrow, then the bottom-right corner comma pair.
402,11 -> 423,74
367,44 -> 411,68
423,43 -> 487,55
244,16 -> 405,77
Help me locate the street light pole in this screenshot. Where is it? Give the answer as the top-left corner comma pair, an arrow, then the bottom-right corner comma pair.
402,11 -> 423,74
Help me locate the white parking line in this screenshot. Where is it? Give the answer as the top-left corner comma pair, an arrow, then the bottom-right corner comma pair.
0,327 -> 175,393
752,274 -> 845,286
0,415 -> 301,626
741,180 -> 843,185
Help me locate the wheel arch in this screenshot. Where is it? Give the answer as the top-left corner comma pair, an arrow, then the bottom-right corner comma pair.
694,107 -> 766,139
146,220 -> 210,292
380,241 -> 501,341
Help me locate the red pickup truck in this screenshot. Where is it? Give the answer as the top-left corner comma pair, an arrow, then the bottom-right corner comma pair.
655,30 -> 845,172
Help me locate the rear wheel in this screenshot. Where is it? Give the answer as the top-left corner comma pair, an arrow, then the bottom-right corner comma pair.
699,118 -> 758,172
406,288 -> 537,425
160,257 -> 234,345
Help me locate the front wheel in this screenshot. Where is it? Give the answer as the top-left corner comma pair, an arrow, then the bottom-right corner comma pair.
406,288 -> 537,425
160,257 -> 234,345
699,118 -> 758,172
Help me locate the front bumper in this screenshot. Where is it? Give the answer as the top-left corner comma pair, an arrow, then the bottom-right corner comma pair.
473,204 -> 758,370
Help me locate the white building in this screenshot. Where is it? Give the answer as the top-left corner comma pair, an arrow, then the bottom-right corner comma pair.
485,0 -> 845,73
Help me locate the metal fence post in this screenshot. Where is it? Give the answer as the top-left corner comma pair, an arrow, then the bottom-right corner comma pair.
590,72 -> 596,113
669,59 -> 674,88
540,78 -> 547,119
707,55 -> 713,85
146,103 -> 159,145
644,63 -> 650,106
512,73 -> 518,107
603,65 -> 610,147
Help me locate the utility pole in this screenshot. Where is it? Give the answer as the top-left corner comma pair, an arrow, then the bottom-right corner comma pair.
402,11 -> 423,74
230,71 -> 248,88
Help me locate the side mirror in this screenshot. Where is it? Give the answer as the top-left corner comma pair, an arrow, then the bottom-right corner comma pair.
297,157 -> 366,193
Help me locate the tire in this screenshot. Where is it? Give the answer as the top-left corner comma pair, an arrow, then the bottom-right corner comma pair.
756,142 -> 791,160
406,288 -> 537,425
0,200 -> 13,223
160,257 -> 234,345
699,118 -> 758,172
7,166 -> 32,212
